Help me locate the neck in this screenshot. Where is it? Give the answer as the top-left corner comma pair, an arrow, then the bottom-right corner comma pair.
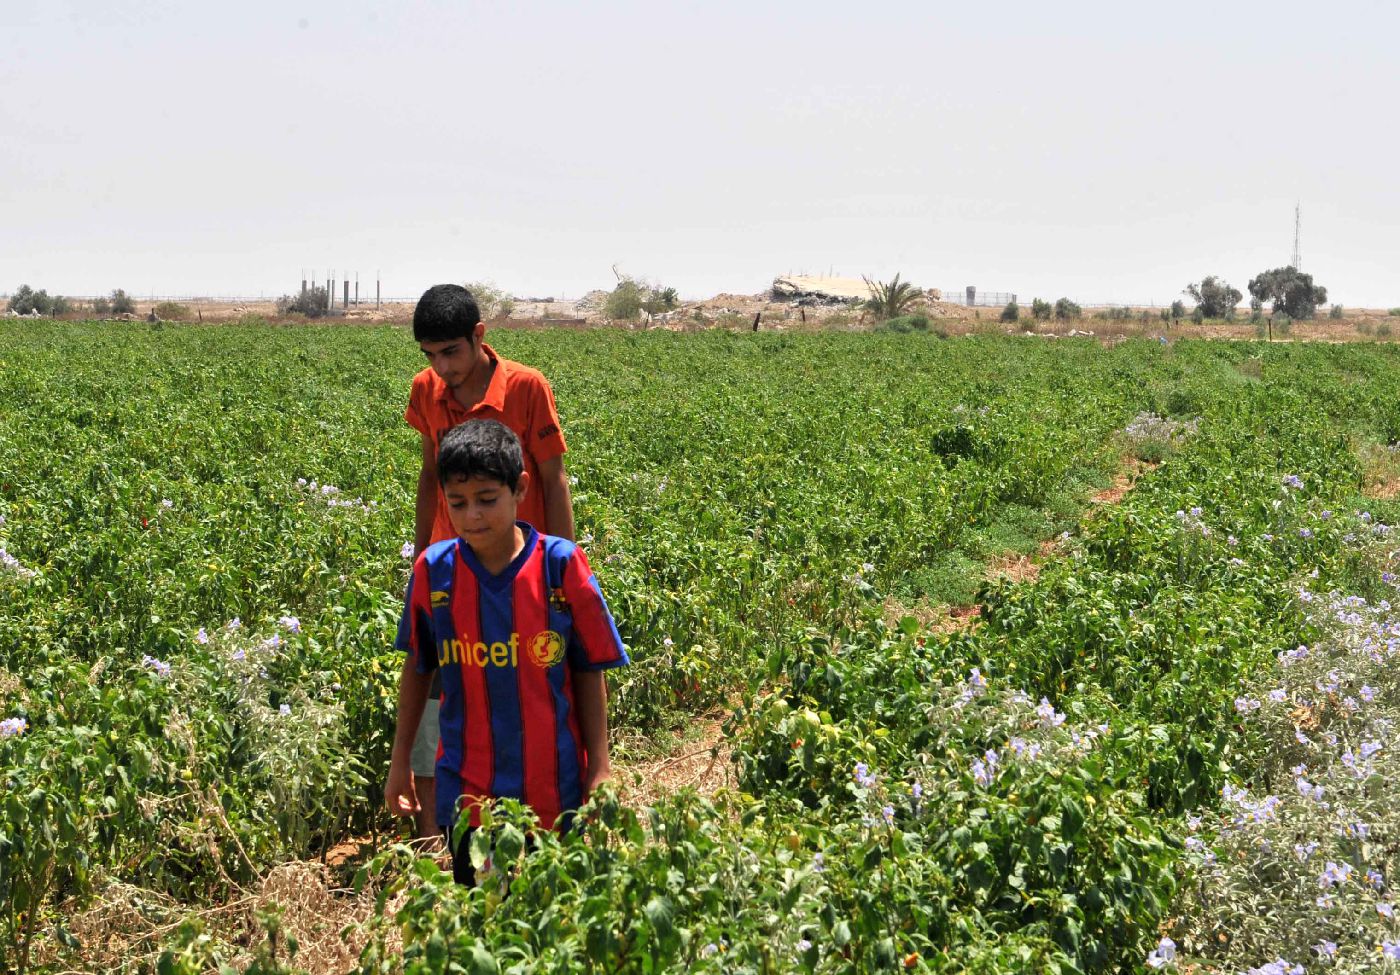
474,525 -> 526,575
453,344 -> 495,409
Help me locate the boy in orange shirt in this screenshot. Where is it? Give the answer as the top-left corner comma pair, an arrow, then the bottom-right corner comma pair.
402,284 -> 576,838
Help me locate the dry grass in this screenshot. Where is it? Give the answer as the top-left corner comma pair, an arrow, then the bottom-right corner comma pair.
34,860 -> 388,975
1361,442 -> 1400,499
616,713 -> 734,807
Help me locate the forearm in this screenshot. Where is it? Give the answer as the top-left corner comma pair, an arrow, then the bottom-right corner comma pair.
392,658 -> 433,765
414,468 -> 437,555
573,670 -> 611,777
543,472 -> 575,542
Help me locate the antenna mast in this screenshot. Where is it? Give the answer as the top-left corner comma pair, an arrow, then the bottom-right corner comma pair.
1291,202 -> 1302,270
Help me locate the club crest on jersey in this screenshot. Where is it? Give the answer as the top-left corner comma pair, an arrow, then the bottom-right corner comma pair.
548,587 -> 569,613
430,590 -> 450,608
527,630 -> 567,668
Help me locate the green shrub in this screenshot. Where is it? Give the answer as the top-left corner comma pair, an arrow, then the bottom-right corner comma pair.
1329,303 -> 1344,319
49,295 -> 71,316
1389,308 -> 1400,317
999,301 -> 1019,323
1358,321 -> 1374,336
1190,306 -> 1205,325
1275,315 -> 1292,336
1053,297 -> 1081,320
1031,298 -> 1052,320
878,313 -> 931,334
153,301 -> 191,321
91,296 -> 111,315
1170,300 -> 1186,320
1379,322 -> 1393,339
111,289 -> 136,315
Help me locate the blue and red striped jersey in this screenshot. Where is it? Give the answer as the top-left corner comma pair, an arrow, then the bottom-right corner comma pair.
396,523 -> 629,831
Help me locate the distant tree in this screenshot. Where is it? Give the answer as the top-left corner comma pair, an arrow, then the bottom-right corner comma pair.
1329,303 -> 1344,320
1169,300 -> 1186,320
603,277 -> 679,320
643,286 -> 679,315
1185,276 -> 1242,319
604,279 -> 645,320
464,281 -> 516,320
49,295 -> 71,316
1031,298 -> 1053,320
1000,301 -> 1019,323
1248,266 -> 1328,320
8,285 -> 54,315
1053,297 -> 1081,320
92,295 -> 112,315
110,289 -> 136,314
864,274 -> 922,320
276,286 -> 329,318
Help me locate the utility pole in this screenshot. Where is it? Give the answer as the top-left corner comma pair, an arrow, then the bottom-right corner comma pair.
1292,202 -> 1302,271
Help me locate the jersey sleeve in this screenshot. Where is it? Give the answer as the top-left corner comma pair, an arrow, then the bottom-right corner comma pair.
404,372 -> 432,438
562,547 -> 628,671
528,375 -> 568,462
395,559 -> 438,674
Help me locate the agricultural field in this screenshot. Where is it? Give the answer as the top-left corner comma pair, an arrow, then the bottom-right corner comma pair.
2,322 -> 1400,974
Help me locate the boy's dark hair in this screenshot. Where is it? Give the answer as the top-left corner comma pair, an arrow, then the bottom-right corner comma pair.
413,284 -> 482,342
438,419 -> 523,490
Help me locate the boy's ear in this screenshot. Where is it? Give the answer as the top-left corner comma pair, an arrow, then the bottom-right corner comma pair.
515,470 -> 530,501
472,321 -> 486,344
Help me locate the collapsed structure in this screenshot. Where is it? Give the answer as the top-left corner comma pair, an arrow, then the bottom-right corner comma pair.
771,275 -> 943,306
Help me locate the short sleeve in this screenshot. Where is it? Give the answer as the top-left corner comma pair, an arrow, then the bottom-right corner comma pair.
404,372 -> 432,438
395,559 -> 438,674
562,548 -> 628,672
528,376 -> 567,462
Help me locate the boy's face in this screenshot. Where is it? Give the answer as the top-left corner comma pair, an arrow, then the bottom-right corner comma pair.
419,323 -> 485,391
443,472 -> 529,552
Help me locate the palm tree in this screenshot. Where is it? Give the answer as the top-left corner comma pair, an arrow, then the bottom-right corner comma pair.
863,274 -> 922,319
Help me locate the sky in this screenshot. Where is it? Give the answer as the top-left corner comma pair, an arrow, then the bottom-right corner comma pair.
3,0 -> 1397,307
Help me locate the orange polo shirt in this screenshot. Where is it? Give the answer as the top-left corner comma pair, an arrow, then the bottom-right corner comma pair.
405,343 -> 567,544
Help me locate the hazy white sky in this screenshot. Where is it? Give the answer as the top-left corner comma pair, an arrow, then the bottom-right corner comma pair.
3,0 -> 1397,306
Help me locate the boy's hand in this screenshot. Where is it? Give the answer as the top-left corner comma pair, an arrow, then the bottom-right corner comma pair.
385,759 -> 420,817
582,762 -> 613,800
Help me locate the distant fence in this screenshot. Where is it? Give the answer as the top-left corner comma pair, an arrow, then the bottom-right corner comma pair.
938,288 -> 1018,307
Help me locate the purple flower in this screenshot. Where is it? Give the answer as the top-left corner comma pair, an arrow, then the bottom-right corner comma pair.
1035,697 -> 1066,728
226,617 -> 242,631
1283,474 -> 1304,489
142,655 -> 172,678
1384,941 -> 1400,960
194,628 -> 209,645
1313,941 -> 1336,959
911,782 -> 923,799
278,703 -> 291,717
881,805 -> 894,824
1380,902 -> 1395,918
1145,937 -> 1176,969
1298,528 -> 1313,539
278,615 -> 300,634
401,541 -> 415,559
0,716 -> 28,738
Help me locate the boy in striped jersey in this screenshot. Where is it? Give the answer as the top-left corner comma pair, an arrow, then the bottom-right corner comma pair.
384,419 -> 628,884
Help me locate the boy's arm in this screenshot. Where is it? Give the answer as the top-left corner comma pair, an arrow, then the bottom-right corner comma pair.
573,670 -> 612,796
385,655 -> 433,816
414,433 -> 438,556
537,454 -> 575,542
